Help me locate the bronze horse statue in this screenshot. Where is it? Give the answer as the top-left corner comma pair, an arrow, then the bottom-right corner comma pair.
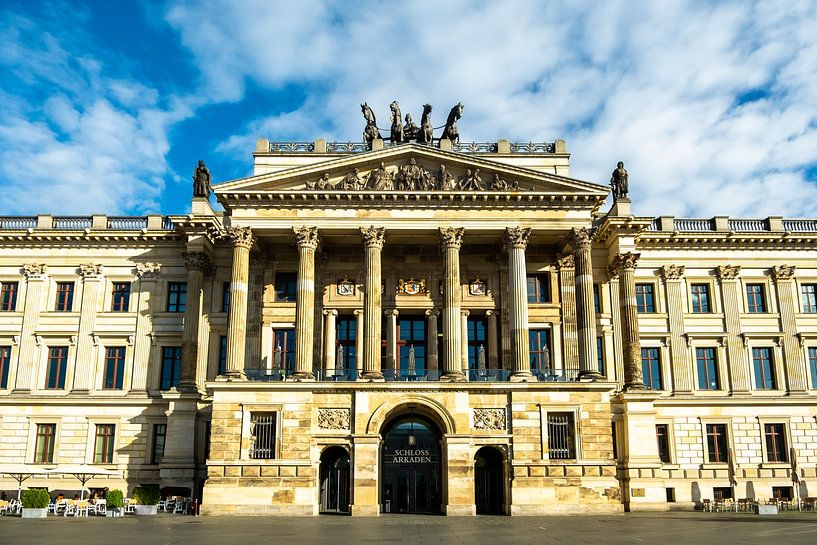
440,102 -> 463,144
389,101 -> 405,143
417,104 -> 433,144
361,102 -> 381,147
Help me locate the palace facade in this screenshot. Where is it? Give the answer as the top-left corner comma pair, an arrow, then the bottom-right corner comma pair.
1,132 -> 816,516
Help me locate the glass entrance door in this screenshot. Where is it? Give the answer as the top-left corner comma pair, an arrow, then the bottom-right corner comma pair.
381,414 -> 441,514
319,447 -> 350,514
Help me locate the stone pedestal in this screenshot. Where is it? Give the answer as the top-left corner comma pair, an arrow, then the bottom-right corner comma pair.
351,435 -> 381,516
159,397 -> 199,490
443,436 -> 475,515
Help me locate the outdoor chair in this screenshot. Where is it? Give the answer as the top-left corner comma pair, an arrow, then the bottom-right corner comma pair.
0,500 -> 7,515
63,502 -> 76,517
8,499 -> 22,515
701,499 -> 712,511
76,502 -> 89,517
94,499 -> 107,515
173,498 -> 188,514
124,498 -> 135,514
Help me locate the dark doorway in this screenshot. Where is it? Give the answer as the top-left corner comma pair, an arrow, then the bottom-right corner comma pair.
381,412 -> 442,514
319,446 -> 350,514
475,446 -> 505,515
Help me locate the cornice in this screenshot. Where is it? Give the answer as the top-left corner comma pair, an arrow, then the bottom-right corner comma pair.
636,231 -> 817,250
0,231 -> 183,247
594,215 -> 654,244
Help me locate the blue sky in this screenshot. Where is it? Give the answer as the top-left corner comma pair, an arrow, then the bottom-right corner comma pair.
1,0 -> 817,218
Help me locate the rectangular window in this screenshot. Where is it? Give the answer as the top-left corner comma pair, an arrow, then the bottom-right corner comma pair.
111,282 -> 131,312
160,346 -> 182,390
46,346 -> 68,389
526,274 -> 550,303
0,345 -> 10,389
55,282 -> 74,311
0,281 -> 18,311
641,347 -> 662,390
656,424 -> 671,463
466,317 -> 487,372
696,347 -> 720,390
273,329 -> 296,373
635,284 -> 655,312
166,282 -> 187,312
810,347 -> 817,389
706,423 -> 728,463
753,347 -> 776,390
336,317 -> 357,374
221,282 -> 231,313
250,412 -> 276,459
764,423 -> 788,463
746,283 -> 766,313
93,424 -> 115,464
529,329 -> 551,374
103,347 -> 126,390
218,335 -> 228,376
274,272 -> 297,302
34,423 -> 56,463
593,283 -> 601,313
596,337 -> 604,375
547,412 -> 576,460
151,424 -> 166,464
802,284 -> 817,313
398,318 -> 426,375
690,283 -> 711,313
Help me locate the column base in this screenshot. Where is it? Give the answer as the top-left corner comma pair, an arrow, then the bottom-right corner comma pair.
359,371 -> 384,382
440,371 -> 466,382
220,370 -> 247,381
290,371 -> 315,381
623,381 -> 647,391
578,370 -> 603,381
176,380 -> 202,394
509,371 -> 536,383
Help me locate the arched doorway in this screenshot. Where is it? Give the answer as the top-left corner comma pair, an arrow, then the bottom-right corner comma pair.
319,446 -> 350,514
381,412 -> 442,514
475,446 -> 505,515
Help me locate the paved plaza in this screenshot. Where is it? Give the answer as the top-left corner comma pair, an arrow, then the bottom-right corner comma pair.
2,512 -> 817,545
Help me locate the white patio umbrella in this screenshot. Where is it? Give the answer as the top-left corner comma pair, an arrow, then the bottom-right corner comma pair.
0,464 -> 53,500
46,465 -> 122,500
790,447 -> 800,511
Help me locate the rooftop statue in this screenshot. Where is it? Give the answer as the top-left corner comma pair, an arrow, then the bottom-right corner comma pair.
390,101 -> 405,144
441,102 -> 463,144
403,113 -> 419,142
417,104 -> 434,144
192,160 -> 211,197
610,161 -> 629,200
361,102 -> 382,148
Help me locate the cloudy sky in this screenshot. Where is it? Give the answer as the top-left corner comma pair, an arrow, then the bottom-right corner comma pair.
1,0 -> 816,218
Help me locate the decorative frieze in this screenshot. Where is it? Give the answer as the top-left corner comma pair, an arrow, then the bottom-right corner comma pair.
660,265 -> 685,280
318,408 -> 350,430
770,265 -> 796,281
473,408 -> 507,430
716,265 -> 741,280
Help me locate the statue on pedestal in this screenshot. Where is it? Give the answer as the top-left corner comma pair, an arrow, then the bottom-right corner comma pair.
610,161 -> 629,200
403,113 -> 419,141
361,102 -> 382,148
192,160 -> 211,198
417,104 -> 434,144
390,101 -> 405,143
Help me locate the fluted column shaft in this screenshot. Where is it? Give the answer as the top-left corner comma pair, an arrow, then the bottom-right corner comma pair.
440,227 -> 466,382
771,266 -> 807,392
717,266 -> 749,392
571,228 -> 601,379
557,255 -> 580,373
225,227 -> 254,379
354,309 -> 364,377
505,227 -> 534,381
486,310 -> 499,369
293,226 -> 319,380
130,264 -> 160,392
614,252 -> 645,390
662,266 -> 692,392
425,309 -> 439,372
361,227 -> 385,379
324,309 -> 338,375
14,265 -> 48,391
180,252 -> 210,390
73,265 -> 103,392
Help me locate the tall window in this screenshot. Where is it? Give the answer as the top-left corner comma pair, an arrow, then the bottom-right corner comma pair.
763,423 -> 788,463
218,335 -> 228,376
160,346 -> 182,390
635,284 -> 655,312
250,412 -> 276,459
103,347 -> 126,390
34,423 -> 56,463
690,284 -> 711,313
641,347 -> 662,390
593,284 -> 601,313
706,423 -> 728,463
802,284 -> 817,313
93,424 -> 115,464
166,282 -> 187,312
810,347 -> 817,389
336,317 -> 357,373
274,272 -> 297,302
696,347 -> 720,390
0,345 -> 10,389
547,413 -> 576,460
0,281 -> 18,311
111,282 -> 130,312
398,318 -> 426,375
46,346 -> 68,389
221,282 -> 231,313
55,282 -> 74,311
529,329 -> 551,373
753,347 -> 776,390
596,337 -> 605,375
656,424 -> 671,463
273,329 -> 296,373
151,424 -> 166,464
466,316 -> 487,372
526,274 -> 550,303
746,283 -> 766,313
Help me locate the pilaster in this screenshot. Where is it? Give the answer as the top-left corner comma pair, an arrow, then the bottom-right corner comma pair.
486,310 -> 499,369
130,263 -> 160,393
557,254 -> 580,373
354,309 -> 364,376
179,251 -> 211,393
717,265 -> 750,392
425,309 -> 439,372
660,265 -> 692,392
771,265 -> 808,392
323,309 -> 338,376
71,264 -> 103,393
14,264 -> 48,392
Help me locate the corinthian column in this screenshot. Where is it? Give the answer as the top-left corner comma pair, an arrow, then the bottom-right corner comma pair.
224,226 -> 254,379
439,227 -> 466,382
613,252 -> 645,390
179,251 -> 211,392
505,227 -> 535,382
360,226 -> 385,379
293,226 -> 319,380
571,228 -> 602,380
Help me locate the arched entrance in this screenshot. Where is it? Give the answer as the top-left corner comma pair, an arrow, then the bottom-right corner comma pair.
319,446 -> 350,514
475,446 -> 505,515
381,412 -> 442,514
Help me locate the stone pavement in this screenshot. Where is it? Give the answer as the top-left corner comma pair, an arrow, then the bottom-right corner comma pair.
1,512 -> 817,545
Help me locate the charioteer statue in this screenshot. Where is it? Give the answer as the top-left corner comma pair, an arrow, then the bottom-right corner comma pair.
360,101 -> 463,148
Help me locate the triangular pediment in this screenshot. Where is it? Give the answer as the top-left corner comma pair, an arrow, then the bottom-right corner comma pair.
214,144 -> 608,198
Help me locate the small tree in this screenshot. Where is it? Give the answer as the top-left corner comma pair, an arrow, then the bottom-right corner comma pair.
132,486 -> 161,505
21,489 -> 50,509
106,489 -> 125,509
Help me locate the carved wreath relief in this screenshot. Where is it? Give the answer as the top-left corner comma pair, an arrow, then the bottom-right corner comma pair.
473,408 -> 507,430
318,408 -> 351,430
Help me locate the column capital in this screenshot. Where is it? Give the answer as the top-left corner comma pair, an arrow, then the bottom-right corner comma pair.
354,308 -> 364,316
424,309 -> 440,317
569,227 -> 595,250
439,227 -> 465,249
503,226 -> 531,250
134,262 -> 161,280
485,309 -> 499,317
611,252 -> 641,273
659,264 -> 685,281
556,254 -> 575,270
384,308 -> 399,317
22,263 -> 48,280
294,226 -> 319,249
461,309 -> 470,317
77,263 -> 104,279
360,225 -> 385,249
716,264 -> 741,280
770,264 -> 796,281
227,226 -> 254,249
182,251 -> 212,273
323,308 -> 339,317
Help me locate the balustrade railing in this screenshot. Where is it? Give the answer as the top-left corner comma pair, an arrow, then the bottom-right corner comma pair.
161,217 -> 175,230
53,216 -> 92,230
783,219 -> 817,232
107,216 -> 148,230
674,218 -> 715,231
531,368 -> 580,382
242,366 -> 577,382
728,218 -> 767,231
0,217 -> 37,229
268,141 -> 315,152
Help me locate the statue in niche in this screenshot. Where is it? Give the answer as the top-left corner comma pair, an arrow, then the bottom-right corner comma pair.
440,102 -> 463,144
610,161 -> 629,200
390,101 -> 405,143
192,160 -> 211,197
397,158 -> 423,190
459,168 -> 483,191
417,104 -> 434,144
490,173 -> 518,191
367,161 -> 394,190
361,102 -> 382,147
438,164 -> 456,190
403,113 -> 419,141
340,168 -> 364,190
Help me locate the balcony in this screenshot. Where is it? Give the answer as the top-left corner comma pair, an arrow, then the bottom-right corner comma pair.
242,366 -> 580,383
